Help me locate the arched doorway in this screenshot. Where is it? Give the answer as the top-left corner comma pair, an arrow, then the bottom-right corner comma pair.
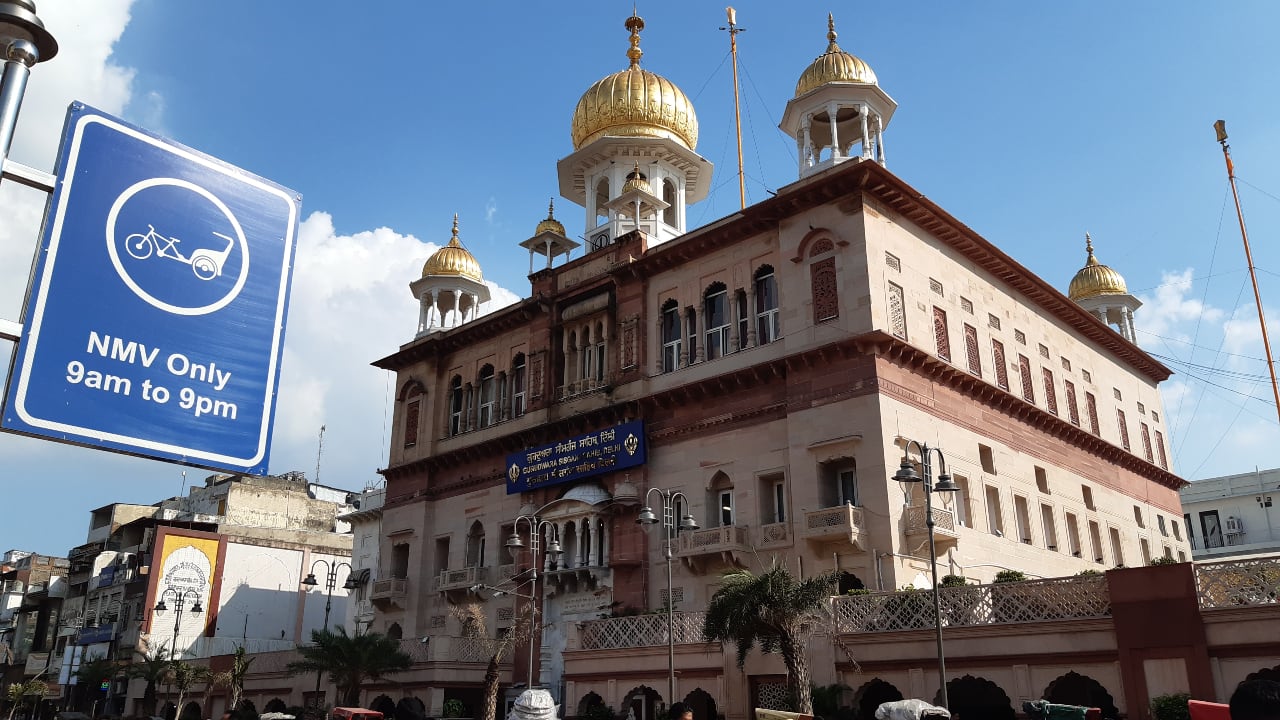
241,699 -> 258,719
936,675 -> 1015,720
162,701 -> 178,720
1245,664 -> 1280,684
683,688 -> 717,720
180,702 -> 202,720
851,679 -> 903,720
1042,671 -> 1120,719
622,686 -> 664,720
838,572 -> 866,595
370,695 -> 397,719
265,699 -> 288,714
396,696 -> 427,720
387,622 -> 403,641
577,693 -> 605,717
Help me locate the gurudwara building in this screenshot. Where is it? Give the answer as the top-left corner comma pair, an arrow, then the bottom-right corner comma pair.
362,13 -> 1276,720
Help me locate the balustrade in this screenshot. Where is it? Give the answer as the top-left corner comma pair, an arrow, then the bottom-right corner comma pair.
579,611 -> 709,650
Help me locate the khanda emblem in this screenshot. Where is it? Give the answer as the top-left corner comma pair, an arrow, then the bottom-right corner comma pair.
508,463 -> 521,483
624,432 -> 639,456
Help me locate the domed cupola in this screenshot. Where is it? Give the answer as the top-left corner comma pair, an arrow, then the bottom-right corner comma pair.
520,199 -> 580,274
780,14 -> 897,179
556,12 -> 712,251
410,215 -> 491,337
1068,233 -> 1142,343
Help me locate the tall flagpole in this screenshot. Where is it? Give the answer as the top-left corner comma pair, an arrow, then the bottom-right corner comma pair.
1215,120 -> 1280,424
723,7 -> 746,209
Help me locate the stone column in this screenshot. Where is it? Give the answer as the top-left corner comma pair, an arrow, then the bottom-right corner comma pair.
827,101 -> 841,159
860,104 -> 871,160
746,284 -> 758,348
875,113 -> 887,166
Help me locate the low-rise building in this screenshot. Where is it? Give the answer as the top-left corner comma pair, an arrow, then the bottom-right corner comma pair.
1180,468 -> 1280,559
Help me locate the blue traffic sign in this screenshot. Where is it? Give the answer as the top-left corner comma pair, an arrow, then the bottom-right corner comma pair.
2,103 -> 300,474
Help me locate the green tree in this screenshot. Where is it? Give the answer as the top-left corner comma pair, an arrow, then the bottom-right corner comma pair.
226,646 -> 255,712
169,660 -> 213,718
74,658 -> 118,712
6,680 -> 48,720
126,645 -> 171,717
702,565 -> 839,714
286,627 -> 412,707
451,601 -> 536,720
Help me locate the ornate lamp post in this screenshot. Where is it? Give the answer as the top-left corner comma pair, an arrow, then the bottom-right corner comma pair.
504,514 -> 562,688
301,559 -> 358,696
637,487 -> 699,706
892,440 -> 959,710
153,588 -> 203,660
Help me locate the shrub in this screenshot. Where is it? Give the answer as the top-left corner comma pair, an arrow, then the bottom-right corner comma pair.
443,699 -> 468,718
1149,556 -> 1179,566
940,574 -> 968,587
993,570 -> 1027,583
846,588 -> 872,596
1075,569 -> 1103,577
1150,693 -> 1191,720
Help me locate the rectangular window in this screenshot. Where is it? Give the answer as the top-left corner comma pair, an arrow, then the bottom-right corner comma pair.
1110,526 -> 1124,566
1035,466 -> 1049,494
580,344 -> 596,381
478,374 -> 496,428
1178,550 -> 1187,562
888,282 -> 907,339
1015,329 -> 1027,345
1086,392 -> 1100,435
1061,357 -> 1072,371
512,358 -> 527,417
960,296 -> 974,314
1157,515 -> 1168,537
1013,495 -> 1033,544
812,257 -> 839,322
1082,368 -> 1092,383
1082,485 -> 1095,511
992,339 -> 1009,390
773,480 -> 787,524
1114,387 -> 1123,401
953,475 -> 972,527
1038,343 -> 1050,359
1200,510 -> 1223,549
964,324 -> 981,376
885,251 -> 901,271
1043,368 -> 1058,415
1089,520 -> 1104,563
1019,354 -> 1035,403
1117,409 -> 1131,451
1154,430 -> 1168,469
933,306 -> 951,361
755,271 -> 780,344
686,308 -> 697,363
1137,401 -> 1146,415
705,288 -> 730,360
988,313 -> 1001,330
662,303 -> 682,372
403,398 -> 420,448
1065,512 -> 1082,557
1140,423 -> 1154,462
930,278 -> 944,295
1041,504 -> 1058,550
1172,519 -> 1182,541
719,490 -> 735,527
1134,505 -> 1145,528
838,466 -> 858,506
738,291 -> 749,351
450,382 -> 464,436
431,538 -> 447,575
985,485 -> 1005,537
1064,380 -> 1080,426
979,444 -> 996,474
1153,410 -> 1160,423
1185,513 -> 1195,548
1140,538 -> 1151,564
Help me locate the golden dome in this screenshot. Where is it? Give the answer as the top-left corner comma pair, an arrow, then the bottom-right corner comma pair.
570,13 -> 699,151
535,199 -> 566,236
421,214 -> 483,283
795,14 -> 878,98
622,163 -> 654,194
1068,233 -> 1128,301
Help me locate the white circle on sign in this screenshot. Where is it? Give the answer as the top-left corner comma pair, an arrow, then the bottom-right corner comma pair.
105,177 -> 250,316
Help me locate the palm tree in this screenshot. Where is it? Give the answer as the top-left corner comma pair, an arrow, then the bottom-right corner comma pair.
226,646 -> 254,712
169,660 -> 213,718
451,601 -> 536,720
702,565 -> 839,714
126,646 -> 171,717
6,680 -> 47,720
286,627 -> 412,707
74,658 -> 118,713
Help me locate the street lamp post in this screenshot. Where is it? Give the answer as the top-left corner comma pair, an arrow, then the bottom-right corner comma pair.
892,440 -> 959,710
503,514 -> 562,688
153,588 -> 203,660
301,559 -> 358,697
636,488 -> 699,707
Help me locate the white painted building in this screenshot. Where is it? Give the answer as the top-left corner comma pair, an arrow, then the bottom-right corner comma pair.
1180,468 -> 1280,559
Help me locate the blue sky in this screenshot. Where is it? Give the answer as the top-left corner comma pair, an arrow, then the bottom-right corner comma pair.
4,1 -> 1280,555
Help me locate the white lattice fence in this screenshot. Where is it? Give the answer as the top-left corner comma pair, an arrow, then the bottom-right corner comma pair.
1196,557 -> 1280,608
580,611 -> 708,649
834,575 -> 1110,632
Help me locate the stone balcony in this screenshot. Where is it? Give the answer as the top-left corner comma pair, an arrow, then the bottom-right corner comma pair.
676,525 -> 751,573
434,566 -> 488,593
902,504 -> 959,553
575,611 -> 710,650
803,505 -> 868,551
370,577 -> 407,607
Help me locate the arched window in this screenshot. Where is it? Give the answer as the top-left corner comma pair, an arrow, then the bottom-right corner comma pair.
466,520 -> 486,568
755,265 -> 780,344
580,326 -> 594,382
704,283 -> 729,360
477,365 -> 496,428
402,384 -> 423,449
511,354 -> 527,418
662,179 -> 677,226
449,376 -> 463,436
594,321 -> 606,380
808,237 -> 839,323
386,622 -> 403,641
708,471 -> 734,527
685,307 -> 697,362
661,299 -> 682,372
595,179 -> 610,222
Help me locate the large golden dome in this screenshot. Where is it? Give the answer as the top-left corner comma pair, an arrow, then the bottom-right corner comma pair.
1069,234 -> 1128,301
795,14 -> 878,98
570,13 -> 698,151
422,215 -> 483,282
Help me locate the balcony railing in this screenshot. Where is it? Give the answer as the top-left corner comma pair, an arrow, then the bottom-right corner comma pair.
1196,556 -> 1280,609
902,505 -> 959,552
832,575 -> 1110,633
434,566 -> 488,592
370,578 -> 407,604
757,522 -> 791,550
803,505 -> 867,550
676,526 -> 750,556
396,636 -> 506,663
579,611 -> 710,650
555,375 -> 613,401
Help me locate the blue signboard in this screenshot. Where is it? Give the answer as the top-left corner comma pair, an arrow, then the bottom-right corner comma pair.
506,420 -> 647,494
76,623 -> 115,646
1,103 -> 299,473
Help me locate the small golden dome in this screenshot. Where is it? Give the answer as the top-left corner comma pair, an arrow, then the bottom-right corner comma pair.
622,163 -> 653,195
570,12 -> 699,151
534,199 -> 566,236
1068,233 -> 1128,301
421,214 -> 483,283
795,14 -> 878,98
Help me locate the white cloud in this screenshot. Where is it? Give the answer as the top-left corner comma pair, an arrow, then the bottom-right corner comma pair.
1136,269 -> 1224,343
485,197 -> 498,224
